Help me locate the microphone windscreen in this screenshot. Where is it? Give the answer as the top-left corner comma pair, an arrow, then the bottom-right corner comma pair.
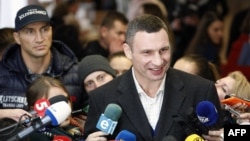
115,130 -> 136,141
45,101 -> 71,126
49,95 -> 68,104
196,101 -> 218,126
185,134 -> 204,141
104,103 -> 122,121
162,135 -> 177,141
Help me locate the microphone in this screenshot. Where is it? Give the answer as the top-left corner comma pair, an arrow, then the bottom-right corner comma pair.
185,134 -> 204,141
196,101 -> 218,127
185,107 -> 209,135
162,135 -> 177,141
0,95 -> 69,135
27,95 -> 69,124
7,101 -> 71,141
96,103 -> 122,135
71,105 -> 89,115
173,107 -> 209,136
114,130 -> 136,141
31,95 -> 68,117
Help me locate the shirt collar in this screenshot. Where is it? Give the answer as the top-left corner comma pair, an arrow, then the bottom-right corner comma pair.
132,67 -> 166,96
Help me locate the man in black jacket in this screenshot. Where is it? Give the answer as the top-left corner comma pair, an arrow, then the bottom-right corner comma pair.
83,10 -> 128,58
84,15 -> 224,141
0,5 -> 88,121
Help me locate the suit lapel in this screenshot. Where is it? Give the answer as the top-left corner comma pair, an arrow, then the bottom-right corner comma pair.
115,68 -> 186,140
154,68 -> 186,140
117,70 -> 154,140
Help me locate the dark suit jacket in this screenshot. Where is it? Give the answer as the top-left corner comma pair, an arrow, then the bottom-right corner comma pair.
84,68 -> 223,141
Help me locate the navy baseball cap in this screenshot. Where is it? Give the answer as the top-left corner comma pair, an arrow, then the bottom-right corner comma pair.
15,5 -> 50,31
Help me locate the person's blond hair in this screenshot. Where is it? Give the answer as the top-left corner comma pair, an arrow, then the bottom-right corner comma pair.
228,71 -> 250,99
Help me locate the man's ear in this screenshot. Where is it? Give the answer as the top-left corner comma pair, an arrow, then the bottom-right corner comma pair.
100,26 -> 108,38
13,32 -> 21,45
123,43 -> 132,60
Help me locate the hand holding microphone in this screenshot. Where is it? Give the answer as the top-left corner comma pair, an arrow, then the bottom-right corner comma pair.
0,95 -> 69,135
7,100 -> 71,141
96,103 -> 122,135
85,131 -> 108,141
202,128 -> 224,141
1,109 -> 32,123
85,103 -> 122,141
25,95 -> 69,125
196,101 -> 224,141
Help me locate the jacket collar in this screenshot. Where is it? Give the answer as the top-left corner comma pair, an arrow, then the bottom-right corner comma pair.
1,40 -> 78,81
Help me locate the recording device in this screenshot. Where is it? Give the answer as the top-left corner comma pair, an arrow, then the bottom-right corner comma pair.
96,103 -> 122,135
162,135 -> 177,141
221,95 -> 250,107
184,134 -> 204,141
7,101 -> 71,141
0,95 -> 69,133
31,95 -> 68,117
223,103 -> 250,125
175,101 -> 219,139
114,130 -> 136,141
224,104 -> 240,117
27,95 -> 69,124
196,101 -> 218,127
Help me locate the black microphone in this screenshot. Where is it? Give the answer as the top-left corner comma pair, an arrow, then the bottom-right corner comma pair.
162,135 -> 177,141
186,107 -> 209,135
173,107 -> 209,136
7,101 -> 71,141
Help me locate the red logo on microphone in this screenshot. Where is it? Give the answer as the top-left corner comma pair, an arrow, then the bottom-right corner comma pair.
53,135 -> 72,141
34,99 -> 50,117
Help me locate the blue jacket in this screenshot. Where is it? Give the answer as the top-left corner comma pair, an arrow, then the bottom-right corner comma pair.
0,40 -> 88,111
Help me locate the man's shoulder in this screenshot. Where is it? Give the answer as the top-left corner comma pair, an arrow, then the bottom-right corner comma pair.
0,45 -> 24,73
84,40 -> 100,48
82,40 -> 109,58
